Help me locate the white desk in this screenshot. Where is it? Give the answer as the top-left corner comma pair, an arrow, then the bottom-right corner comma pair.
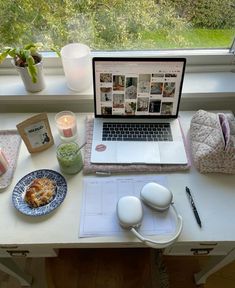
0,112 -> 235,286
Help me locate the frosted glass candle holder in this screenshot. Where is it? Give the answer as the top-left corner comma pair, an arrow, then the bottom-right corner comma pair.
61,43 -> 92,92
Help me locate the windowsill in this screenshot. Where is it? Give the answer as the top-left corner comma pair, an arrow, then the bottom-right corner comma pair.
0,71 -> 235,112
0,75 -> 92,98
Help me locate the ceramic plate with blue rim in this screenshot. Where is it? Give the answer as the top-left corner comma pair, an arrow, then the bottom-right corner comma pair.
12,169 -> 67,216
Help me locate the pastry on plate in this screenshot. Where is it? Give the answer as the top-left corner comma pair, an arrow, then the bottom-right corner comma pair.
25,177 -> 56,208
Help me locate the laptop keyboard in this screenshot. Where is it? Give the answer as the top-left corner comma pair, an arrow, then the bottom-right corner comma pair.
102,122 -> 173,141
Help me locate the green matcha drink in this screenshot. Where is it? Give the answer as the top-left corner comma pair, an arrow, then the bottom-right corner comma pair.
57,142 -> 83,174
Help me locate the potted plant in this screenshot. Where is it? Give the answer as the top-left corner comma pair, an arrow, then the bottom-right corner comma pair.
0,43 -> 45,92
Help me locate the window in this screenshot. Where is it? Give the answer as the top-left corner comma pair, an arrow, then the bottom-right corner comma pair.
0,2 -> 234,113
0,0 -> 234,51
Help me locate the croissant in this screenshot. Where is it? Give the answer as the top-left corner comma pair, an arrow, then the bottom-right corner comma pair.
25,178 -> 56,208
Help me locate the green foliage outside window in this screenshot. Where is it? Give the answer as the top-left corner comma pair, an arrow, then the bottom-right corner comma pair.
0,0 -> 234,51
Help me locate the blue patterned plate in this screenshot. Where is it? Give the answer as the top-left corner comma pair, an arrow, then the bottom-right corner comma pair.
12,169 -> 67,216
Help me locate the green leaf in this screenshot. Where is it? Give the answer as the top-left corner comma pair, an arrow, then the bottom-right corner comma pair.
26,55 -> 37,83
51,47 -> 61,57
26,42 -> 42,55
24,43 -> 36,50
0,49 -> 11,63
24,50 -> 30,59
8,48 -> 17,58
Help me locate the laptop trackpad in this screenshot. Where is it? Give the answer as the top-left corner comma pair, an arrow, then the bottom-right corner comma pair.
117,142 -> 160,164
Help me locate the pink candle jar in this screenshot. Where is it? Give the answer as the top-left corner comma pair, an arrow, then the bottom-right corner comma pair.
55,111 -> 78,141
0,148 -> 9,176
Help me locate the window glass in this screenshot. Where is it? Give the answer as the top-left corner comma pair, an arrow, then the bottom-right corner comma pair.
0,0 -> 234,51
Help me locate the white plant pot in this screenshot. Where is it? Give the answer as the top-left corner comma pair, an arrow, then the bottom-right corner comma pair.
14,61 -> 46,93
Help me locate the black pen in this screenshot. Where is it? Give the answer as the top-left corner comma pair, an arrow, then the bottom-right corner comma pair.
185,186 -> 202,228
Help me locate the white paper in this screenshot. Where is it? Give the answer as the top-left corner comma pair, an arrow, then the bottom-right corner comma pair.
79,175 -> 176,238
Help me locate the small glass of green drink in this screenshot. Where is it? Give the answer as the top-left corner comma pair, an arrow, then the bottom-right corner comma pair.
56,142 -> 83,174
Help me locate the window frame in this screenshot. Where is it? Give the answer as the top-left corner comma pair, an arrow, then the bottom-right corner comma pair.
1,46 -> 235,113
0,48 -> 234,74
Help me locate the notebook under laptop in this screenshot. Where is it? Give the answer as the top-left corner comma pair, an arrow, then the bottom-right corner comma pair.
91,57 -> 188,165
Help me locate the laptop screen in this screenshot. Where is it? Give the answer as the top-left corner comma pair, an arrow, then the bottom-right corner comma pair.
93,57 -> 186,118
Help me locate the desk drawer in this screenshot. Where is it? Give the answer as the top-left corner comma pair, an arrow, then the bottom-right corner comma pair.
0,246 -> 58,258
164,243 -> 232,256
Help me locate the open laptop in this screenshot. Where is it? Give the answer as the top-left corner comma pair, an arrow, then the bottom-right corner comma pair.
91,57 -> 187,165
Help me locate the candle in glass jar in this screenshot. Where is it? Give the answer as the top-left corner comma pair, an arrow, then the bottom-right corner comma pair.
55,111 -> 78,141
0,148 -> 9,176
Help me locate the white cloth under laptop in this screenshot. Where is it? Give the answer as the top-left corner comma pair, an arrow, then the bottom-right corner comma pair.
91,57 -> 188,165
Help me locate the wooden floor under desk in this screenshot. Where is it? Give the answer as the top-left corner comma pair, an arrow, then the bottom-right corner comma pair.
45,248 -> 235,288
164,254 -> 235,288
1,248 -> 235,287
46,248 -> 155,288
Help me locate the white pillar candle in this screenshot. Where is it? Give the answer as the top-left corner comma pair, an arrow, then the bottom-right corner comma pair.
55,111 -> 78,141
0,148 -> 9,176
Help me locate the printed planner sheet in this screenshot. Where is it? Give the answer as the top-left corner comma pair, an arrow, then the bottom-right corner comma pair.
79,175 -> 177,238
